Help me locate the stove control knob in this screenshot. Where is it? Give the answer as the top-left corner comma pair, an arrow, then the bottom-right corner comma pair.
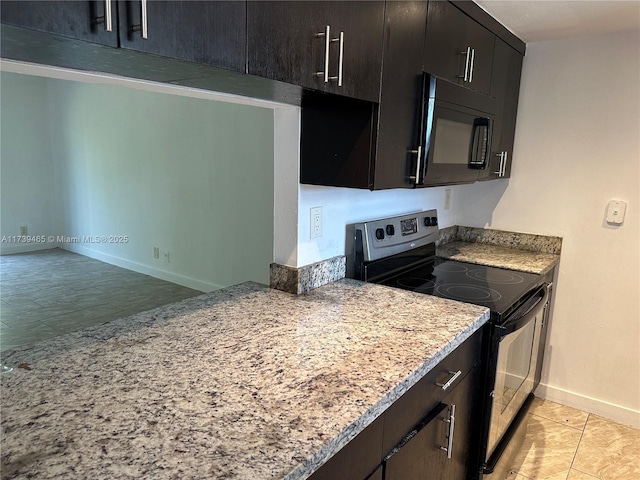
386,225 -> 395,236
424,217 -> 432,226
431,217 -> 438,226
375,228 -> 385,240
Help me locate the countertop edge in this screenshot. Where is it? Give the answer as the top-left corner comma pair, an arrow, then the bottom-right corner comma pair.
287,307 -> 491,480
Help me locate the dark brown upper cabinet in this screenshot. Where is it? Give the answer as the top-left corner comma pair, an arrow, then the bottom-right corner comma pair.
371,1 -> 429,190
247,1 -> 384,103
479,38 -> 523,181
1,1 -> 246,73
299,1 -> 428,190
424,1 -> 495,95
118,1 -> 246,73
0,0 -> 119,47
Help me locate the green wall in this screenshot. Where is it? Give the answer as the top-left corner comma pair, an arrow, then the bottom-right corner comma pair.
1,71 -> 275,290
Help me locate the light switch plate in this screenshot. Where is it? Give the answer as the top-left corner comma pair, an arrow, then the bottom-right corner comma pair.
606,200 -> 627,225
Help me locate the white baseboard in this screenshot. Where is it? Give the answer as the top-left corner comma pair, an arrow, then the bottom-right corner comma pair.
535,383 -> 640,428
0,242 -> 58,255
61,244 -> 223,293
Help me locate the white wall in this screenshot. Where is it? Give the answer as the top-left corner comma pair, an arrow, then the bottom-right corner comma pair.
1,69 -> 275,291
296,184 -> 461,266
456,30 -> 640,426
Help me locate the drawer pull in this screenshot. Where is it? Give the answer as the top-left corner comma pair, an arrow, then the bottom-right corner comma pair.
436,370 -> 462,390
440,404 -> 456,459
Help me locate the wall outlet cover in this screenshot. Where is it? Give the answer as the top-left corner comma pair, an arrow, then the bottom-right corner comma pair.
310,206 -> 322,239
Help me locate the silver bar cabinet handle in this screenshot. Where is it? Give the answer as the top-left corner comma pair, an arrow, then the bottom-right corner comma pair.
141,0 -> 148,39
469,47 -> 475,83
494,152 -> 504,176
436,370 -> 462,390
105,0 -> 112,31
330,32 -> 344,86
502,151 -> 508,176
315,26 -> 330,83
95,0 -> 112,32
459,47 -> 471,82
440,404 -> 456,459
409,145 -> 422,184
133,0 -> 149,39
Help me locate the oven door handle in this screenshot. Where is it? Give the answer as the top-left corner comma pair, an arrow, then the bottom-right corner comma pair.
498,284 -> 549,338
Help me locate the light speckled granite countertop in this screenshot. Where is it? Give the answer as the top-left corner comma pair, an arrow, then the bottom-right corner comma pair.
437,241 -> 559,274
1,280 -> 488,480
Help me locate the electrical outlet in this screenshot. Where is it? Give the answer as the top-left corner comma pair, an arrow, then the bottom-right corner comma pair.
164,251 -> 170,263
153,247 -> 160,259
444,189 -> 451,211
310,206 -> 322,238
19,225 -> 28,236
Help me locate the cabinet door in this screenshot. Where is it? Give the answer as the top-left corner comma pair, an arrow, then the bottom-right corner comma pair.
384,402 -> 449,480
118,1 -> 246,72
247,2 -> 324,91
0,0 -> 118,47
384,369 -> 481,480
480,38 -> 523,180
327,2 -> 384,102
247,1 -> 383,102
373,1 -> 428,189
308,413 -> 384,480
424,1 -> 494,95
367,465 -> 383,480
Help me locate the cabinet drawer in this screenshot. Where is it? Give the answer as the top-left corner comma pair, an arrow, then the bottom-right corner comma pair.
382,327 -> 484,454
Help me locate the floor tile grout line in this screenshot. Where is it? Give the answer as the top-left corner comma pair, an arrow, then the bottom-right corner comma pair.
569,412 -> 589,473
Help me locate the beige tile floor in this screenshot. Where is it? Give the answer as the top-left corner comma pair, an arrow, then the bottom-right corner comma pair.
508,397 -> 640,480
0,248 -> 203,350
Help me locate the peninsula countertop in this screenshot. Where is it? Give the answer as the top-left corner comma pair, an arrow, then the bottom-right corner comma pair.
1,279 -> 489,480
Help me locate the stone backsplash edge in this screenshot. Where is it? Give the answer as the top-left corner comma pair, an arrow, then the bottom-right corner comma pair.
438,226 -> 562,254
271,227 -> 561,295
270,256 -> 346,295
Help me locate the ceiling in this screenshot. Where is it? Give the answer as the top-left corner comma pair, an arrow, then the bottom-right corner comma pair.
474,0 -> 640,43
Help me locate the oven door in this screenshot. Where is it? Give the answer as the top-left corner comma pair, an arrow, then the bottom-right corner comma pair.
485,284 -> 549,465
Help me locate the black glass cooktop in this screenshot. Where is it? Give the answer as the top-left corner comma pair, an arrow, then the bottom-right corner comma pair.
379,258 -> 542,316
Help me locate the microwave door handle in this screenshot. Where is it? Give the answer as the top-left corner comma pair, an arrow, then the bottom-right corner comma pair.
469,118 -> 491,169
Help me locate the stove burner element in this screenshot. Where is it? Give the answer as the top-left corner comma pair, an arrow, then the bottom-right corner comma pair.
435,283 -> 503,303
397,278 -> 436,292
433,263 -> 469,273
466,269 -> 525,285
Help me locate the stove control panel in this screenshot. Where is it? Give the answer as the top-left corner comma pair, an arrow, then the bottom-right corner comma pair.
347,210 -> 440,264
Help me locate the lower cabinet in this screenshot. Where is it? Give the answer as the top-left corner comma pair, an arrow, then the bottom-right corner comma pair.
307,413 -> 384,480
384,367 -> 481,480
308,327 -> 485,480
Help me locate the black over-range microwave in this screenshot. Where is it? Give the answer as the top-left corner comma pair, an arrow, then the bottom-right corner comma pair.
412,74 -> 497,187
